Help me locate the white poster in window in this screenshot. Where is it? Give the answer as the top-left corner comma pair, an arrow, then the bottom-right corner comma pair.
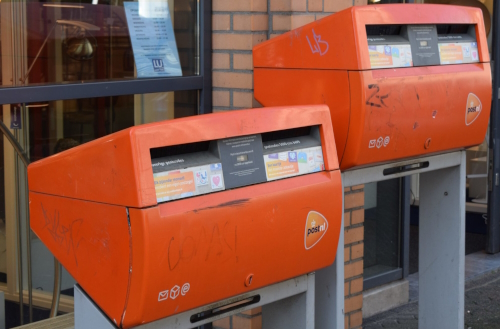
124,1 -> 182,77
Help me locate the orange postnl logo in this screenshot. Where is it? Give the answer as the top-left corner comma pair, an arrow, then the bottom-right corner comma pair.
466,93 -> 482,126
304,211 -> 328,250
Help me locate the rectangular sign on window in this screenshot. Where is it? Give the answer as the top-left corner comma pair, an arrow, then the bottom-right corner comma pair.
124,1 -> 182,77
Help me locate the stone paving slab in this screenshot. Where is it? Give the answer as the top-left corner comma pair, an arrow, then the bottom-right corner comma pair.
363,269 -> 500,329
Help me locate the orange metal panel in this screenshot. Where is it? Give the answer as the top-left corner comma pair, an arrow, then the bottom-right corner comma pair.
253,5 -> 489,71
28,105 -> 339,208
343,64 -> 491,169
254,69 -> 351,164
29,192 -> 130,326
123,170 -> 342,328
28,105 -> 343,327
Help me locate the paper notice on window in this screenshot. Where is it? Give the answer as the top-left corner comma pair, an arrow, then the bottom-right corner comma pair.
124,1 -> 182,78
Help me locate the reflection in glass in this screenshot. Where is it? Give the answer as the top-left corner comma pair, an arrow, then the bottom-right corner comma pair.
363,179 -> 401,279
0,110 -> 5,283
0,0 -> 198,88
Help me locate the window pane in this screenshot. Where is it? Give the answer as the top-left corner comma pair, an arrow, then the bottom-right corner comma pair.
4,90 -> 198,295
363,179 -> 401,280
0,110 -> 5,284
0,0 -> 198,88
28,90 -> 198,161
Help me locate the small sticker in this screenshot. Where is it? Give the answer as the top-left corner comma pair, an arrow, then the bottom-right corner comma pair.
298,152 -> 308,163
210,163 -> 222,171
368,139 -> 376,148
376,137 -> 384,149
268,153 -> 278,159
288,152 -> 297,162
466,93 -> 482,125
314,151 -> 323,162
211,174 -> 223,189
305,211 -> 328,250
278,153 -> 288,161
195,170 -> 208,186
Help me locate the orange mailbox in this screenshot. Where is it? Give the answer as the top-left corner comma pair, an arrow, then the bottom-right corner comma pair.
254,4 -> 492,170
28,106 -> 342,328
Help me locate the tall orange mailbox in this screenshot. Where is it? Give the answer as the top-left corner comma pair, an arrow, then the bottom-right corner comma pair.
254,4 -> 492,170
28,105 -> 342,328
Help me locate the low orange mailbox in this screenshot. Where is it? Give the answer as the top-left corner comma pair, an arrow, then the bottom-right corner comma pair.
254,4 -> 491,170
28,105 -> 342,328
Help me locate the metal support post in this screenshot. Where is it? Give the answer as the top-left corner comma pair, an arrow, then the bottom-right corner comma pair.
418,151 -> 466,329
487,0 -> 500,254
315,187 -> 344,329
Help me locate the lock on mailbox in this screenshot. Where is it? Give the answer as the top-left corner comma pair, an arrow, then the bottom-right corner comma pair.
253,4 -> 492,170
28,105 -> 342,328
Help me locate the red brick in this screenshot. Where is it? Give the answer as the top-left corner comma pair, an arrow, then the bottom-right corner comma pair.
345,260 -> 363,278
213,72 -> 253,89
213,53 -> 230,69
351,209 -> 364,225
324,0 -> 353,13
291,14 -> 315,29
350,311 -> 363,327
213,0 -> 267,12
213,91 -> 230,107
345,226 -> 363,244
233,91 -> 254,108
344,191 -> 364,209
344,294 -> 363,313
344,211 -> 351,227
308,0 -> 323,12
292,0 -> 307,11
344,246 -> 350,262
350,277 -> 363,294
354,0 -> 367,5
234,54 -> 253,70
344,281 -> 349,296
345,315 -> 349,329
270,0 -> 291,11
351,242 -> 363,260
213,14 -> 230,30
273,15 -> 291,31
352,184 -> 364,190
234,14 -> 269,32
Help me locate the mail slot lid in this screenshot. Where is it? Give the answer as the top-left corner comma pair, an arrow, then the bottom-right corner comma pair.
342,63 -> 491,170
253,4 -> 489,71
121,170 -> 342,328
28,105 -> 338,208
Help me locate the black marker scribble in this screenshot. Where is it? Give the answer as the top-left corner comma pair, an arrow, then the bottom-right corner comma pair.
366,84 -> 390,108
41,203 -> 84,266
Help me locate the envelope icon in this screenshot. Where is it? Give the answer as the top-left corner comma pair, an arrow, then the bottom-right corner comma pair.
158,290 -> 169,301
368,139 -> 376,148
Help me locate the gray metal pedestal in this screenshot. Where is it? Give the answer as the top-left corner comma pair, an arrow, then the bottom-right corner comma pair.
74,273 -> 316,329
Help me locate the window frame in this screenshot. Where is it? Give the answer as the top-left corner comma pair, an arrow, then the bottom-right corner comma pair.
0,0 -> 213,114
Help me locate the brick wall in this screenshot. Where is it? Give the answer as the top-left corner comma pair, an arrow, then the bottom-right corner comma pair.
343,185 -> 365,329
212,0 -> 366,328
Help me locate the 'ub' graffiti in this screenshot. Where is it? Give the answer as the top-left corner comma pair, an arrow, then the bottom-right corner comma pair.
306,29 -> 329,56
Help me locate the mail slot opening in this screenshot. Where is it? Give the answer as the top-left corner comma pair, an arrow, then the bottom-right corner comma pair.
189,295 -> 261,323
383,161 -> 429,176
150,125 -> 326,203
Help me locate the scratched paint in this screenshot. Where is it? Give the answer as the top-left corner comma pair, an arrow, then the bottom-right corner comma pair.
167,221 -> 237,271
